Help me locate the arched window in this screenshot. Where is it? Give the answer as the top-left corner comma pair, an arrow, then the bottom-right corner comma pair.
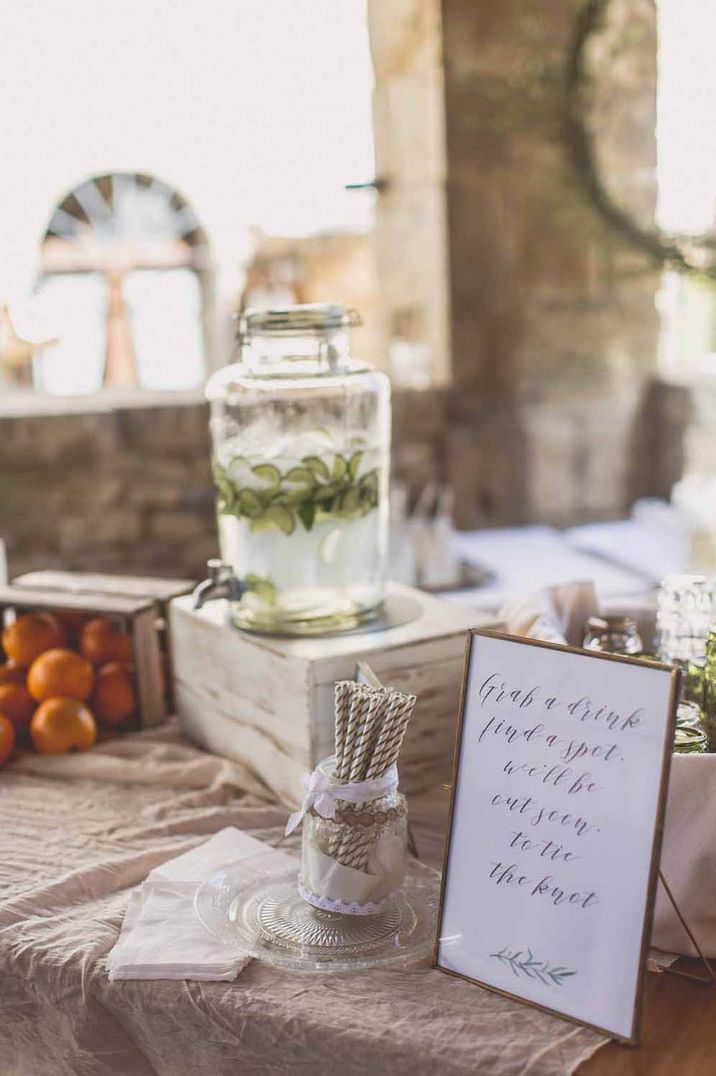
35,172 -> 212,394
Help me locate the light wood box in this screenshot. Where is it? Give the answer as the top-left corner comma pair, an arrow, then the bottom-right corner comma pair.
170,583 -> 491,806
6,571 -> 194,727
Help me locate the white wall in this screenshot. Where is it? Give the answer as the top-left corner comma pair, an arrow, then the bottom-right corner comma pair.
657,0 -> 716,234
0,0 -> 375,332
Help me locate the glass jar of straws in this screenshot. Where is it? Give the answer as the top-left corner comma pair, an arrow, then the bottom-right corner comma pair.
299,759 -> 408,913
298,680 -> 415,915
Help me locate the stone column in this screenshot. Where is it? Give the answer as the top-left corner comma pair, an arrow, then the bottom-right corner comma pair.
441,0 -> 662,526
368,0 -> 451,387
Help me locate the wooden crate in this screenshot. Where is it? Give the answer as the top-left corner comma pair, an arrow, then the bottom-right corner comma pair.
13,571 -> 194,709
4,572 -> 193,727
170,582 -> 492,806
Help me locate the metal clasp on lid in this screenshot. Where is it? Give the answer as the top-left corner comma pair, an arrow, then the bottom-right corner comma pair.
236,303 -> 361,341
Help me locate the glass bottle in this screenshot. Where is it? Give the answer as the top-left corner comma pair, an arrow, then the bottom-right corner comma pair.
206,305 -> 391,635
673,700 -> 709,754
702,628 -> 716,748
299,757 -> 408,914
582,615 -> 643,655
657,574 -> 716,729
657,574 -> 716,668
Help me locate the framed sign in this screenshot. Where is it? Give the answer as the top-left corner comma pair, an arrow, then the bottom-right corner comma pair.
434,629 -> 679,1044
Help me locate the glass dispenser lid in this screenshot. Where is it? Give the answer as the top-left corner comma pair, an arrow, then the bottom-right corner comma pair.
238,304 -> 361,340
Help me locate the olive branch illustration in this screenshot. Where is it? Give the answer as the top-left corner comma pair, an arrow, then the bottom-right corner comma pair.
490,947 -> 577,987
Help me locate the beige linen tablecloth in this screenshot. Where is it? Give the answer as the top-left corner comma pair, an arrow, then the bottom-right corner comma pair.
0,722 -> 605,1076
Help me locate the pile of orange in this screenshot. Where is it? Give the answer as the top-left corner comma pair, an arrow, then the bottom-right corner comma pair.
0,611 -> 137,767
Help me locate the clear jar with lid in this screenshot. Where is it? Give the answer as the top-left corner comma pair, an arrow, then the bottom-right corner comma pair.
299,757 -> 408,915
206,305 -> 390,635
582,615 -> 643,655
674,700 -> 709,754
657,574 -> 716,667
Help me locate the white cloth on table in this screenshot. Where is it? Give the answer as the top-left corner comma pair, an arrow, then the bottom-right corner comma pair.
500,581 -> 716,959
107,826 -> 285,981
1,721 -> 608,1076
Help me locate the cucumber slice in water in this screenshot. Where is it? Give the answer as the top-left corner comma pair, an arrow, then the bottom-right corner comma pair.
264,505 -> 296,535
320,527 -> 341,563
302,455 -> 330,481
237,489 -> 263,518
347,451 -> 363,480
251,463 -> 281,486
244,573 -> 277,605
305,426 -> 335,446
284,466 -> 315,486
339,487 -> 361,516
359,469 -> 379,504
331,454 -> 347,481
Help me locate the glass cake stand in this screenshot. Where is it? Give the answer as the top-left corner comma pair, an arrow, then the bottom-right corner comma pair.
194,854 -> 439,972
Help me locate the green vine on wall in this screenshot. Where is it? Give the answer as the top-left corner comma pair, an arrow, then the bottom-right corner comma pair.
565,0 -> 716,281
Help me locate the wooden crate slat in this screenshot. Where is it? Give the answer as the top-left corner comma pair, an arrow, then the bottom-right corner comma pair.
0,584 -> 154,617
13,571 -> 194,605
131,607 -> 166,727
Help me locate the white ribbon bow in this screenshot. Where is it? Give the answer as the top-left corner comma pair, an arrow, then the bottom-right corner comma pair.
285,763 -> 399,836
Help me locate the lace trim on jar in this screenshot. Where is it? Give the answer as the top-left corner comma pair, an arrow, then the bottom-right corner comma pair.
298,879 -> 402,916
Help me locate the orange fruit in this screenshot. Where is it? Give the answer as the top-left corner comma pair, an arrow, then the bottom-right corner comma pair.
0,682 -> 35,733
91,662 -> 137,726
2,612 -> 66,667
27,648 -> 94,702
0,714 -> 15,766
55,610 -> 90,632
30,697 -> 96,754
54,610 -> 91,645
80,618 -> 133,666
0,662 -> 26,687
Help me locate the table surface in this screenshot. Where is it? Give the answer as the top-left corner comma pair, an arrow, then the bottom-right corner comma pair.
445,517 -> 690,612
580,961 -> 716,1075
0,727 -> 608,1076
4,724 -> 714,1076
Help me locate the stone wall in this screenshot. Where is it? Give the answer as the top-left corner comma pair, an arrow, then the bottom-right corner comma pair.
436,0 -> 666,526
0,378 -> 688,581
0,394 -> 217,580
0,389 -> 449,580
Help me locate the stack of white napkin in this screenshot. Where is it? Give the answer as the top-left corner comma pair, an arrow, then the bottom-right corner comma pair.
107,827 -> 284,981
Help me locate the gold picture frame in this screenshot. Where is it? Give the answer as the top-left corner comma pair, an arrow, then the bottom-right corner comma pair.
433,628 -> 681,1046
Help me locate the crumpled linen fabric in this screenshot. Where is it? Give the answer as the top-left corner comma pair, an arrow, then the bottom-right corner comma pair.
0,720 -> 605,1076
